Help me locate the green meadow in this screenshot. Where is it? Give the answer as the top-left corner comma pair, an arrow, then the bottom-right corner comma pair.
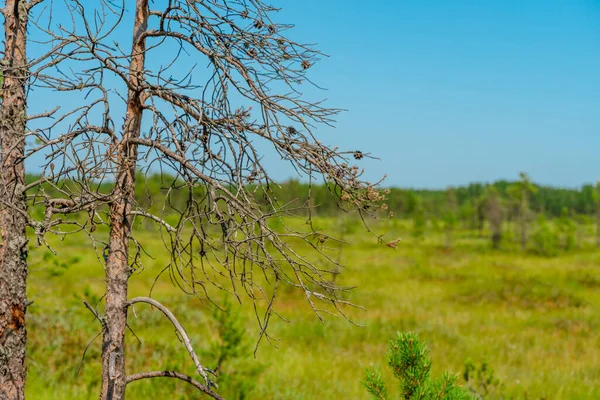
25,217 -> 600,399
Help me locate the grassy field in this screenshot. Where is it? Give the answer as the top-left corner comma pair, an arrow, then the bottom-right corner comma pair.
24,217 -> 600,399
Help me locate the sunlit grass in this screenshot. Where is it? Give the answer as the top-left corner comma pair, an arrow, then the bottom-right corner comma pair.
25,218 -> 600,399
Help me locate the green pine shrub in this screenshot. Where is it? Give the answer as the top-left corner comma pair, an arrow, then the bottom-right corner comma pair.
362,332 -> 472,400
558,208 -> 577,251
207,299 -> 266,400
463,359 -> 502,399
412,205 -> 427,242
531,215 -> 559,257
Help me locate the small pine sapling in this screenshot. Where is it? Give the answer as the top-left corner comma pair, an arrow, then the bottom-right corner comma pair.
558,208 -> 577,251
207,300 -> 265,400
362,332 -> 472,400
463,359 -> 502,399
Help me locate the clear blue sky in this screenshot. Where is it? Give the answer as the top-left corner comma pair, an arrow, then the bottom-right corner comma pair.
24,1 -> 600,189
271,0 -> 600,188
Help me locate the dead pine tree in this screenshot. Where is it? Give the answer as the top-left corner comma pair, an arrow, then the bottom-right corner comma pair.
0,2 -> 30,397
0,1 -> 61,397
508,172 -> 537,251
98,1 -> 148,397
0,1 -> 97,396
26,1 -> 386,398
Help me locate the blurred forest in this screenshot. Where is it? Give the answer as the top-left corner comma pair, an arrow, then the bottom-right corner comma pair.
27,172 -> 599,220
27,171 -> 599,259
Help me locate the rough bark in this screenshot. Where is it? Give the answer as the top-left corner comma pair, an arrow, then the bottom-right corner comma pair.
100,1 -> 147,399
0,1 -> 29,398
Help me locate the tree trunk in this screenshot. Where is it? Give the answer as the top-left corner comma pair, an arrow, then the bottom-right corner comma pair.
100,1 -> 147,399
0,2 -> 29,398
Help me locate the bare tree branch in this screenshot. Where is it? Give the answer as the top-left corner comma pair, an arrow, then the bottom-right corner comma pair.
129,210 -> 176,233
27,0 -> 45,11
17,1 -> 387,398
127,297 -> 212,386
126,371 -> 224,400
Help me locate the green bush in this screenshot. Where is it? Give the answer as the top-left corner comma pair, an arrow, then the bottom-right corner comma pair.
558,208 -> 577,251
463,359 -> 502,399
207,299 -> 266,400
531,215 -> 559,257
362,332 -> 472,400
412,205 -> 427,242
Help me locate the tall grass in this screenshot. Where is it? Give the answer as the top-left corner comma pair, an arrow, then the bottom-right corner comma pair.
25,218 -> 600,399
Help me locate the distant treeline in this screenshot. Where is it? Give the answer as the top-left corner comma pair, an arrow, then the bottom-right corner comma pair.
26,173 -> 598,220
272,178 -> 600,220
383,180 -> 598,218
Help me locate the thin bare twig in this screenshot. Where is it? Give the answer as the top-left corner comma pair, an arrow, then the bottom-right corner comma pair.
127,297 -> 211,386
126,371 -> 224,400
